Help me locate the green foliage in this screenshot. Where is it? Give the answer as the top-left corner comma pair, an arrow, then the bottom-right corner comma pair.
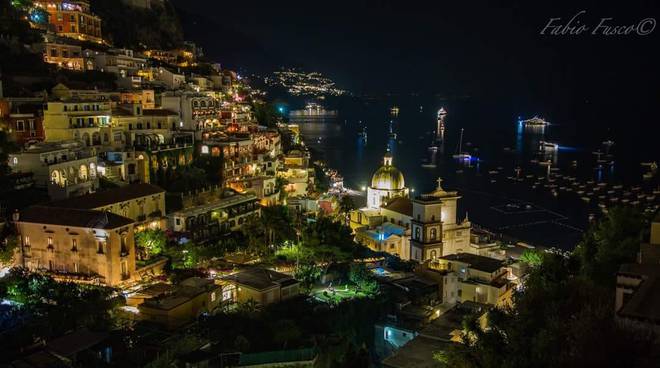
301,217 -> 356,266
252,101 -> 283,128
441,208 -> 657,368
519,249 -> 543,267
135,229 -> 167,258
0,268 -> 120,351
313,164 -> 329,193
163,165 -> 208,192
575,206 -> 645,286
0,234 -> 19,266
144,334 -> 207,368
339,195 -> 356,214
294,262 -> 322,292
348,263 -> 379,295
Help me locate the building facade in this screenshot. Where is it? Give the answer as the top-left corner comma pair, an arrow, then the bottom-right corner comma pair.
410,179 -> 470,262
15,205 -> 136,286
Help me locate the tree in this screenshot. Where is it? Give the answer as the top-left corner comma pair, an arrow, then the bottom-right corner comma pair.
0,233 -> 19,267
519,249 -> 543,267
348,263 -> 379,295
338,195 -> 356,225
135,229 -> 167,259
574,206 -> 645,286
261,205 -> 296,247
301,218 -> 355,274
294,262 -> 322,292
270,319 -> 301,349
442,249 -> 658,368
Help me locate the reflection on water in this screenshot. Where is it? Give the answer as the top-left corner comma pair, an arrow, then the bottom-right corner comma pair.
295,97 -> 656,250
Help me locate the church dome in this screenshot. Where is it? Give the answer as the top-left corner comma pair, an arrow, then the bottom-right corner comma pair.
371,151 -> 405,190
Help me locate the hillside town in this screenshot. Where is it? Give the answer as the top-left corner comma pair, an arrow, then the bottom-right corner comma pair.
0,1 -> 658,367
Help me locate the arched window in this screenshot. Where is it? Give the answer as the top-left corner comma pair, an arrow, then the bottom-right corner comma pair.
79,165 -> 88,180
414,227 -> 421,240
200,101 -> 207,107
193,100 -> 199,107
430,228 -> 437,241
430,250 -> 437,259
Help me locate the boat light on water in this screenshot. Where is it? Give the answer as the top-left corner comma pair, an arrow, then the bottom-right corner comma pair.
539,141 -> 559,151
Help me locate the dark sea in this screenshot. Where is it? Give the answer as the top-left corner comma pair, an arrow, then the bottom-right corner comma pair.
292,95 -> 659,250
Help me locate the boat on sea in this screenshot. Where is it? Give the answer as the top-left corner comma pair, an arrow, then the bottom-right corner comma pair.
289,102 -> 338,119
539,141 -> 559,151
452,128 -> 472,160
521,116 -> 550,126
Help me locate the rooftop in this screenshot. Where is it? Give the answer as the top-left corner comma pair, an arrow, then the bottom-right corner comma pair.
46,183 -> 164,210
440,253 -> 504,273
18,206 -> 134,229
617,263 -> 660,323
384,197 -> 413,217
223,268 -> 298,291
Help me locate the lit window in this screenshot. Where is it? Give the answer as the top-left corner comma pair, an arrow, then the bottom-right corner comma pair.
24,236 -> 30,246
211,292 -> 216,302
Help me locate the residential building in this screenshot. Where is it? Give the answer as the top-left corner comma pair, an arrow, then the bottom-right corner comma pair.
410,178 -> 471,262
45,183 -> 166,229
223,268 -> 300,305
35,0 -> 103,43
200,134 -> 256,185
615,216 -> 660,337
8,140 -> 99,200
14,205 -> 136,286
119,90 -> 156,109
42,98 -> 113,146
168,188 -> 261,240
0,103 -> 45,145
432,253 -> 513,306
161,91 -> 219,131
94,48 -> 147,78
228,175 -> 279,206
35,41 -> 85,70
154,67 -> 186,90
137,277 -> 223,329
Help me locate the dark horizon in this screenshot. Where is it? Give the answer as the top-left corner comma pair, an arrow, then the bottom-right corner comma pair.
173,0 -> 659,100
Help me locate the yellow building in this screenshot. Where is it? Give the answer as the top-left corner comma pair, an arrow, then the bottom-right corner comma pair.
43,99 -> 113,146
137,277 -> 223,329
15,205 -> 136,286
223,268 -> 300,306
410,178 -> 471,262
432,253 -> 513,306
46,183 -> 166,229
37,41 -> 85,70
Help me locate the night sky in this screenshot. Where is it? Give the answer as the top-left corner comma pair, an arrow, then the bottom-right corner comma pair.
173,1 -> 659,113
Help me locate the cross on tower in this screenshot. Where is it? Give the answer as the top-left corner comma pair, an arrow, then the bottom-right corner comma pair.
436,177 -> 443,191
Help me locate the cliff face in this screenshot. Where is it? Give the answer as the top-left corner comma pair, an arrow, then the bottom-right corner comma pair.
91,0 -> 184,49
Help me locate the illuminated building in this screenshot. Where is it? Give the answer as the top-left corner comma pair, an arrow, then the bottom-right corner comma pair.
119,90 -> 156,109
410,178 -> 471,262
0,102 -> 45,145
161,91 -> 220,132
143,48 -> 196,67
45,183 -> 166,229
168,188 -> 261,240
222,268 -> 300,306
8,141 -> 99,200
367,149 -> 409,209
93,48 -> 147,78
14,205 -> 136,286
34,41 -> 85,70
42,98 -> 113,146
34,1 -> 104,44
